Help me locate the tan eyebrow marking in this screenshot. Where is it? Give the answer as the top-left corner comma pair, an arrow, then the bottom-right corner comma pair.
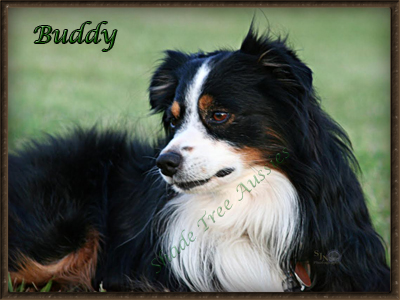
171,101 -> 180,118
198,94 -> 213,111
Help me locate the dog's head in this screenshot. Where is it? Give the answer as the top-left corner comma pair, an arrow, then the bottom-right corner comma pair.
150,26 -> 313,193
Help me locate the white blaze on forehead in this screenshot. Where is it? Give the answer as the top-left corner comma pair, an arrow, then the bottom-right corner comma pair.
184,60 -> 211,126
161,59 -> 213,154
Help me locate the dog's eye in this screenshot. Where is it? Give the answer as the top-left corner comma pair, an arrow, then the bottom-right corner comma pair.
170,118 -> 177,128
212,112 -> 229,123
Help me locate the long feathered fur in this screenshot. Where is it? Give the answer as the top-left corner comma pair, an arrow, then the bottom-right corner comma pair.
8,26 -> 390,292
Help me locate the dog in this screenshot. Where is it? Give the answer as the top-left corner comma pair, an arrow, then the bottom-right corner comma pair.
8,25 -> 390,292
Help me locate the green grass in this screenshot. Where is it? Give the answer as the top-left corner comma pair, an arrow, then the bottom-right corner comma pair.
8,7 -> 391,285
8,273 -> 53,292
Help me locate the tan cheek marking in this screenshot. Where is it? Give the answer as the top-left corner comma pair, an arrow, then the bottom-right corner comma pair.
236,146 -> 278,170
171,101 -> 180,118
237,147 -> 267,166
10,229 -> 100,291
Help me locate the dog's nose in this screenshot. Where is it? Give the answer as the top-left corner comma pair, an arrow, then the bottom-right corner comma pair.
156,152 -> 182,177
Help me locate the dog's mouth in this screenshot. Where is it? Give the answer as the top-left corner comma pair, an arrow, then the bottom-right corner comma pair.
174,168 -> 235,190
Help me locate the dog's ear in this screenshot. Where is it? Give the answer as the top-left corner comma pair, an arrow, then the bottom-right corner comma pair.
240,26 -> 313,95
149,50 -> 189,113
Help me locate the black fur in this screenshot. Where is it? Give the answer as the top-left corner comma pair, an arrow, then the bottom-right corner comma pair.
8,26 -> 390,292
9,129 -> 163,290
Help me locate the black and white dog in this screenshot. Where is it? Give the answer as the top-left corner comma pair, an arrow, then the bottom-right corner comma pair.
9,26 -> 390,292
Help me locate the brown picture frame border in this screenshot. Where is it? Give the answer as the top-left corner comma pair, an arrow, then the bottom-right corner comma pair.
1,1 -> 398,298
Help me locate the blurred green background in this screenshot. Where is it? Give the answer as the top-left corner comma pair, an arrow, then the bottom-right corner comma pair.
8,8 -> 390,261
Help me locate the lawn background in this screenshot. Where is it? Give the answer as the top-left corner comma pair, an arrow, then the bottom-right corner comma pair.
9,7 -> 391,264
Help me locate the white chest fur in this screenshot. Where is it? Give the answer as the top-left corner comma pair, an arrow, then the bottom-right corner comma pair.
157,168 -> 299,292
